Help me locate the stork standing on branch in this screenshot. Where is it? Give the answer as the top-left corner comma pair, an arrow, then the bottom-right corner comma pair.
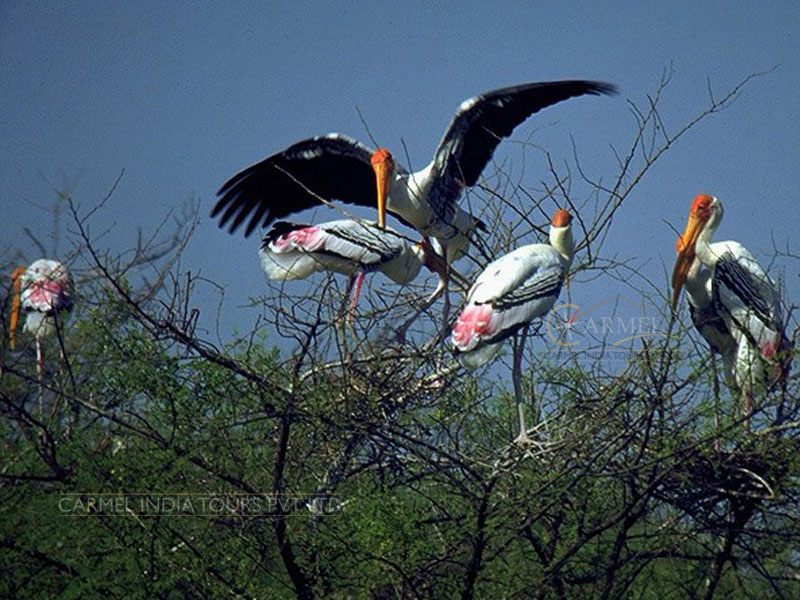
672,194 -> 792,429
260,220 -> 447,319
452,209 -> 574,445
9,259 -> 74,416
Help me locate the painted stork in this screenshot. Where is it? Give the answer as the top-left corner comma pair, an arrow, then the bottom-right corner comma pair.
9,259 -> 74,416
452,208 -> 574,445
211,79 -> 616,264
672,194 -> 792,427
260,219 -> 446,317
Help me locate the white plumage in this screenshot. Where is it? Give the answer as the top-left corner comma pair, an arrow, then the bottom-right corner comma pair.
259,219 -> 446,317
260,219 -> 431,285
452,208 -> 574,445
676,253 -> 738,377
672,194 -> 792,424
10,258 -> 74,416
452,209 -> 574,368
212,80 -> 615,264
709,240 -> 787,391
11,259 -> 73,345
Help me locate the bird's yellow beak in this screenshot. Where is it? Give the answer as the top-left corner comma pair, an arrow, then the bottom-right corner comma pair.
371,148 -> 394,229
9,266 -> 25,350
671,211 -> 705,311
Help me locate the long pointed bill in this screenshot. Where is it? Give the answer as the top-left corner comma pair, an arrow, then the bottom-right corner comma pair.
9,266 -> 26,350
375,161 -> 389,229
371,149 -> 393,230
671,212 -> 705,311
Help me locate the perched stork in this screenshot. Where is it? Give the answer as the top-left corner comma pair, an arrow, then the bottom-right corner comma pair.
212,80 -> 615,264
452,208 -> 574,445
260,219 -> 446,317
672,194 -> 792,427
9,259 -> 74,416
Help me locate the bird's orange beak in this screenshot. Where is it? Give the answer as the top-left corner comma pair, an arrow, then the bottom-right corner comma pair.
671,205 -> 708,311
371,148 -> 394,229
9,266 -> 25,350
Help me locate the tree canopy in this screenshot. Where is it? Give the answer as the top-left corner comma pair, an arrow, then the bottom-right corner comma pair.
2,69 -> 798,600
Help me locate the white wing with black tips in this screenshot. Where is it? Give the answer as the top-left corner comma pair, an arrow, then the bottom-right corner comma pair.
453,243 -> 568,365
427,80 -> 617,223
673,194 -> 793,410
260,219 -> 419,283
466,243 -> 562,305
710,241 -> 784,352
214,135 -> 378,237
212,80 -> 616,257
480,263 -> 565,346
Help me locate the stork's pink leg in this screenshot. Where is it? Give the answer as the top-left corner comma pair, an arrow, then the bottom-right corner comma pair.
36,338 -> 44,418
710,351 -> 721,452
347,271 -> 365,324
513,324 -> 532,447
441,245 -> 451,324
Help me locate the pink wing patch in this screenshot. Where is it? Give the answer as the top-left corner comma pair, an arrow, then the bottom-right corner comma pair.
270,227 -> 324,253
23,280 -> 69,311
452,304 -> 496,351
759,334 -> 779,360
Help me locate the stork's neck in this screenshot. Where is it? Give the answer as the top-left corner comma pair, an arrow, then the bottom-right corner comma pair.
549,225 -> 574,264
694,218 -> 720,267
684,258 -> 712,308
389,163 -> 430,217
383,245 -> 424,285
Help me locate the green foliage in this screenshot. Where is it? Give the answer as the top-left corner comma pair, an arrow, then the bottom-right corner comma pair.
2,288 -> 800,599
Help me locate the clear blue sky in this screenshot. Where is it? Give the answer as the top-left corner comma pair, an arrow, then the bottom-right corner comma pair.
2,1 -> 798,346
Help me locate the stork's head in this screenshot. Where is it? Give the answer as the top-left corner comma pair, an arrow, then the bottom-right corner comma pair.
549,208 -> 574,263
671,194 -> 721,310
370,148 -> 395,230
552,209 -> 572,228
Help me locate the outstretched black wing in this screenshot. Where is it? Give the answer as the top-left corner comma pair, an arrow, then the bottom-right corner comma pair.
427,80 -> 617,220
212,134 -> 377,237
